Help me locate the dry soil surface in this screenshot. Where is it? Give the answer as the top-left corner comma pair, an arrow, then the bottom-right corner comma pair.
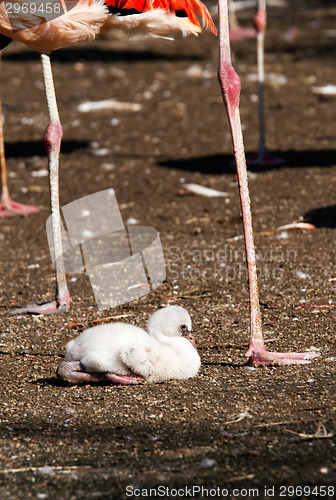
0,1 -> 335,499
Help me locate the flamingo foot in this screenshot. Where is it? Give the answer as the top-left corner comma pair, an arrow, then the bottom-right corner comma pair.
10,292 -> 70,315
57,361 -> 143,386
246,347 -> 320,367
230,26 -> 256,42
246,151 -> 284,168
0,198 -> 39,218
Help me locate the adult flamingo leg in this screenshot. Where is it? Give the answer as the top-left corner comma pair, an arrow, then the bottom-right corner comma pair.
0,55 -> 39,217
11,54 -> 70,314
217,0 -> 320,366
228,0 -> 256,43
246,0 -> 283,167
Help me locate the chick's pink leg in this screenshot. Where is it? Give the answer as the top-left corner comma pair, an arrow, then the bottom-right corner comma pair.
57,361 -> 143,386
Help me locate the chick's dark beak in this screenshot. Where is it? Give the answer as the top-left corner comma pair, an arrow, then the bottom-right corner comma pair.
182,331 -> 196,348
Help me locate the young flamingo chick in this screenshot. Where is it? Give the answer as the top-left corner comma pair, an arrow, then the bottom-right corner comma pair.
57,306 -> 200,385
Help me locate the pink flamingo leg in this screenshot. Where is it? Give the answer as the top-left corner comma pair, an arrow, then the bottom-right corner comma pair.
57,361 -> 143,386
0,191 -> 39,217
228,0 -> 256,42
246,0 -> 283,167
229,26 -> 256,43
11,54 -> 70,315
0,55 -> 39,217
218,0 -> 320,366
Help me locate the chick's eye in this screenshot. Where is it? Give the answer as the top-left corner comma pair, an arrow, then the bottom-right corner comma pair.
180,324 -> 188,333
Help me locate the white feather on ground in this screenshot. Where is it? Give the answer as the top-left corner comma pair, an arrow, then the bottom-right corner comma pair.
63,306 -> 201,382
311,85 -> 336,96
184,183 -> 230,198
78,99 -> 142,113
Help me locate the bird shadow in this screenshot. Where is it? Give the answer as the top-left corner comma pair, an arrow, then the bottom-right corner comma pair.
158,149 -> 336,174
32,362 -> 243,387
202,361 -> 242,368
304,204 -> 336,229
31,376 -> 135,387
0,349 -> 62,358
3,45 -> 203,64
3,139 -> 90,159
31,377 -> 64,387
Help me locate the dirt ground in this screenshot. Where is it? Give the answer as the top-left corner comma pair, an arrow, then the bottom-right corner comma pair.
0,1 -> 335,498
